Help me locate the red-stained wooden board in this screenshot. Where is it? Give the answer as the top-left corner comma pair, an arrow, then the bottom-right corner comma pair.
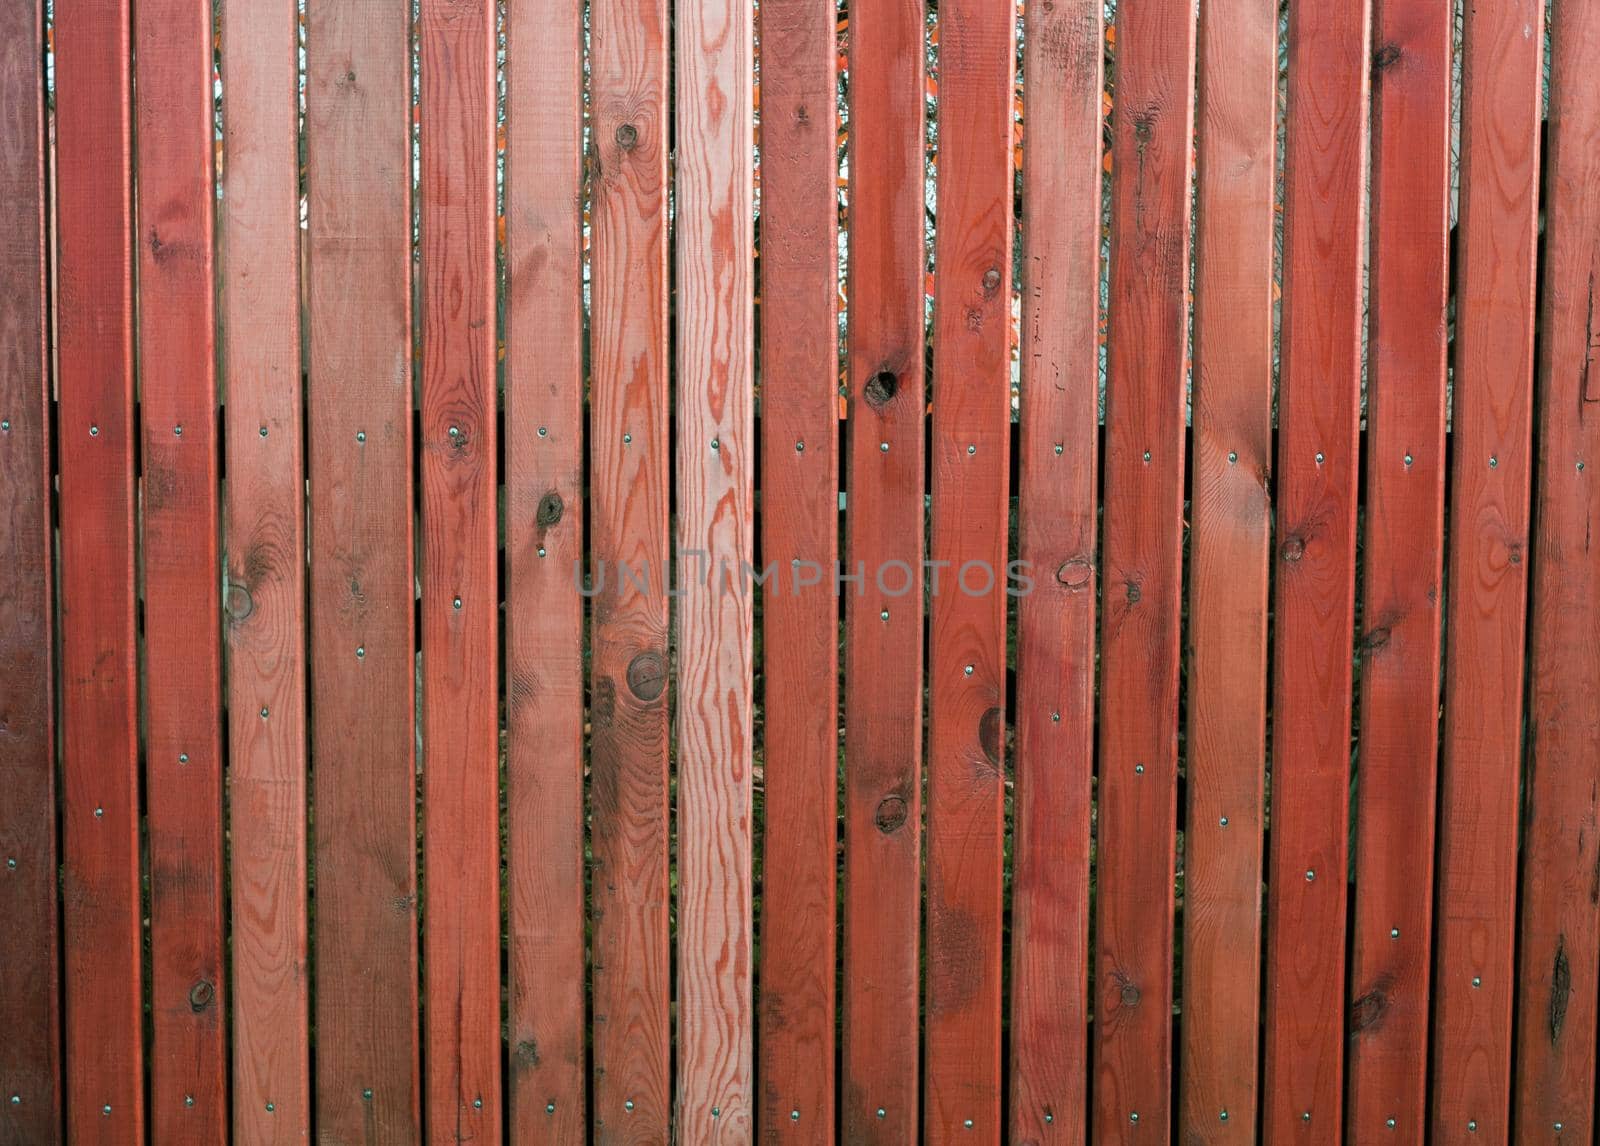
0,3 -> 58,1139
1429,1 -> 1541,1141
1009,2 -> 1100,1142
136,0 -> 226,1137
841,0 -> 925,1137
302,0 -> 420,1135
53,1 -> 145,1139
1260,3 -> 1369,1141
922,0 -> 1013,1140
1345,3 -> 1450,1141
755,0 -> 840,1137
504,0 -> 587,1138
589,0 -> 673,1135
224,0 -> 311,1139
1513,0 -> 1600,1135
675,0 -> 756,1135
418,1 -> 501,1138
1178,0 -> 1275,1138
1091,0 -> 1194,1138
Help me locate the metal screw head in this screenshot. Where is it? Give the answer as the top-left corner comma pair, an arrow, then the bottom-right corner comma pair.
1130,1112 -> 1140,1123
1472,976 -> 1482,988
711,1107 -> 721,1118
880,610 -> 890,621
1303,1112 -> 1312,1122
449,426 -> 460,438
1,420 -> 9,432
1054,444 -> 1063,455
356,646 -> 366,659
1134,763 -> 1145,775
1404,453 -> 1413,466
791,1110 -> 800,1121
260,706 -> 270,719
880,441 -> 890,453
625,1100 -> 635,1112
357,430 -> 367,443
94,807 -> 103,819
6,859 -> 15,870
964,1119 -> 974,1129
538,546 -> 547,558
1220,1110 -> 1229,1122
363,1089 -> 373,1101
1227,450 -> 1238,464
1468,1120 -> 1477,1132
1305,869 -> 1315,881
1051,711 -> 1061,723
623,433 -> 633,444
967,444 -> 977,456
1387,1118 -> 1396,1128
1579,461 -> 1586,472
538,426 -> 548,438
1390,927 -> 1400,939
795,440 -> 805,452
1489,456 -> 1498,468
964,665 -> 974,676
179,753 -> 189,764
103,1104 -> 112,1115
546,1102 -> 555,1114
452,597 -> 462,610
9,1095 -> 18,1106
1554,1123 -> 1564,1133
1219,816 -> 1229,827
473,1098 -> 482,1110
1315,451 -> 1325,464
90,425 -> 100,437
1045,1112 -> 1054,1124
711,438 -> 720,451
877,1107 -> 887,1119
1142,450 -> 1151,463
174,425 -> 183,436
259,425 -> 269,437
266,1103 -> 275,1113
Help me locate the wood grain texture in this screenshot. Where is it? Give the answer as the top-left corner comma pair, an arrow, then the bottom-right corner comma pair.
504,0 -> 587,1139
0,2 -> 58,1139
303,0 -> 420,1136
675,0 -> 756,1136
1512,0 -> 1600,1135
224,0 -> 312,1140
1429,2 -> 1541,1141
1090,1 -> 1194,1139
1260,3 -> 1369,1141
418,1 -> 501,1138
841,0 -> 925,1137
1009,4 -> 1100,1142
923,0 -> 1013,1140
136,0 -> 227,1138
1178,0 -> 1274,1138
755,0 -> 840,1138
589,0 -> 673,1135
1345,3 -> 1450,1141
53,1 -> 145,1139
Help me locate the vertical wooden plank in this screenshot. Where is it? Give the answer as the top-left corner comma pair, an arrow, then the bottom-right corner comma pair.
841,0 -> 925,1135
53,1 -> 144,1139
1178,0 -> 1275,1138
136,0 -> 226,1138
675,0 -> 756,1137
224,0 -> 312,1140
1260,2 -> 1369,1141
1008,5 -> 1102,1143
1344,2 -> 1450,1141
1512,0 -> 1600,1135
755,0 -> 840,1137
923,0 -> 1013,1140
417,0 -> 501,1138
503,0 -> 586,1138
1429,1 -> 1541,1140
1090,0 -> 1194,1137
303,0 -> 421,1136
588,0 -> 673,1132
0,2 -> 59,1138
1009,0 -> 1100,1141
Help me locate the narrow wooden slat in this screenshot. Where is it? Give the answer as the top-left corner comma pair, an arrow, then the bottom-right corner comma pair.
1177,0 -> 1274,1137
1260,2 -> 1369,1140
1090,0 -> 1194,1136
504,0 -> 586,1137
1429,1 -> 1542,1140
224,0 -> 311,1139
755,0 -> 840,1136
1261,0 -> 1373,1133
1345,3 -> 1450,1140
0,2 -> 59,1138
841,0 -> 925,1135
674,0 -> 756,1135
303,0 -> 420,1135
1009,4 -> 1100,1141
589,0 -> 673,1134
923,0 -> 1013,1139
53,1 -> 145,1138
136,0 -> 226,1137
1512,0 -> 1600,1135
417,1 -> 501,1137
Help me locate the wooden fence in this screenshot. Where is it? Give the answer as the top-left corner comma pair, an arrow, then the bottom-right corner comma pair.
2,0 -> 1598,1143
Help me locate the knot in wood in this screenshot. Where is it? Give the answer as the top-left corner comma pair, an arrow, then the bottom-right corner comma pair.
874,795 -> 908,833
